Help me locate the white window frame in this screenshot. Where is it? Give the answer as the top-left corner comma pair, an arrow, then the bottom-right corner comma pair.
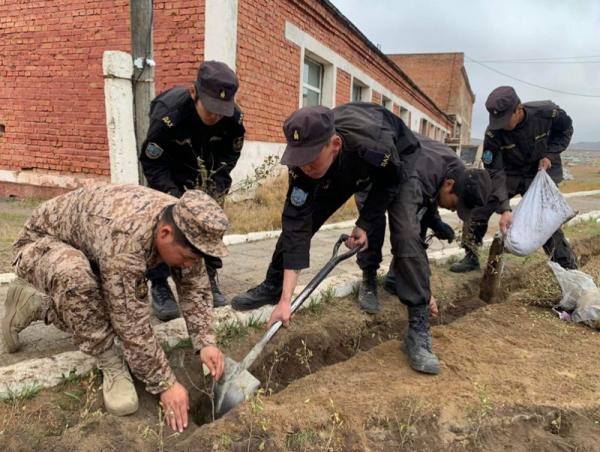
351,76 -> 370,102
302,56 -> 323,107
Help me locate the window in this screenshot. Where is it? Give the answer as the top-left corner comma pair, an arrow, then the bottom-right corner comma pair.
381,95 -> 392,111
454,121 -> 462,139
419,118 -> 428,135
302,57 -> 323,107
351,78 -> 368,102
352,84 -> 362,102
399,106 -> 409,124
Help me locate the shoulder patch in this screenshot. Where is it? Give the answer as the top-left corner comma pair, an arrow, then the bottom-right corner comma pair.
485,129 -> 495,138
145,142 -> 164,159
482,150 -> 493,165
290,186 -> 308,207
233,136 -> 244,152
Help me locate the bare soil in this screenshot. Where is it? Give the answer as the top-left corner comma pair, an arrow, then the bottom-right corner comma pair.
2,236 -> 600,451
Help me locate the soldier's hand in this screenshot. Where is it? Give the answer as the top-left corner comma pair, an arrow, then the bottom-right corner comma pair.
160,382 -> 189,433
538,157 -> 552,171
430,296 -> 439,317
200,346 -> 224,381
268,302 -> 292,328
499,211 -> 513,234
346,226 -> 368,251
432,219 -> 455,243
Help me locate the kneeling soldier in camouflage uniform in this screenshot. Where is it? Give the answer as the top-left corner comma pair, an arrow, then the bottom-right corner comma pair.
2,185 -> 226,433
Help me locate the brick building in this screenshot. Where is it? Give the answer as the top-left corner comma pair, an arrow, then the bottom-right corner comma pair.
388,52 -> 475,150
0,0 -> 454,197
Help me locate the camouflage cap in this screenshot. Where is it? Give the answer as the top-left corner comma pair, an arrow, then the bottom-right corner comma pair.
172,190 -> 229,258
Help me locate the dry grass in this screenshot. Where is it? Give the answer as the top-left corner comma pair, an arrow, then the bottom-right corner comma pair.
224,173 -> 358,234
561,164 -> 600,193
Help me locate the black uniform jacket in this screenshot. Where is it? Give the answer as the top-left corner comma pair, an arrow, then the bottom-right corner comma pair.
482,101 -> 573,212
279,102 -> 419,270
140,87 -> 245,200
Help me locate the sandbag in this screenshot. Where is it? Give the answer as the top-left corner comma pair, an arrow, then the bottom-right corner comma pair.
549,261 -> 600,329
504,170 -> 575,256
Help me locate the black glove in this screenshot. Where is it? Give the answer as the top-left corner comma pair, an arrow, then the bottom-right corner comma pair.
431,219 -> 455,243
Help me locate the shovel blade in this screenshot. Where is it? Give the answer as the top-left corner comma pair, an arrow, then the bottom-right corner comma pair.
214,357 -> 261,417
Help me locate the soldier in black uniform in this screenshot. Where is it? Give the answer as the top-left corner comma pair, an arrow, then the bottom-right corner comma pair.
353,141 -> 456,314
140,61 -> 245,320
450,86 -> 577,273
231,103 -> 491,375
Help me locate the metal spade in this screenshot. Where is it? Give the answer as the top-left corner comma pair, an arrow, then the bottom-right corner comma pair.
214,234 -> 359,416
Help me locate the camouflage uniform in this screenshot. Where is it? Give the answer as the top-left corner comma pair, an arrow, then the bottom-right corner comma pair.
12,184 -> 227,394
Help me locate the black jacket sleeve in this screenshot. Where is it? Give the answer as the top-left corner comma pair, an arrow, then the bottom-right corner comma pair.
483,131 -> 510,213
209,112 -> 245,201
545,108 -> 573,155
279,171 -> 316,270
139,103 -> 180,196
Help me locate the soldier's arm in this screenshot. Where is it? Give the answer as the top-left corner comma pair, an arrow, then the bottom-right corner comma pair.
100,254 -> 177,395
209,110 -> 246,202
546,108 -> 574,155
280,171 -> 315,270
140,109 -> 181,197
171,261 -> 216,352
483,132 -> 510,213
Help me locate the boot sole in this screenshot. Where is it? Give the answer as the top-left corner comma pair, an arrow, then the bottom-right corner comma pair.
231,299 -> 278,312
449,265 -> 480,274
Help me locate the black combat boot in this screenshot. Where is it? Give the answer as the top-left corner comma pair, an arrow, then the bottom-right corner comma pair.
151,278 -> 180,321
449,250 -> 480,273
231,281 -> 282,311
404,305 -> 440,374
207,267 -> 227,308
358,269 -> 379,314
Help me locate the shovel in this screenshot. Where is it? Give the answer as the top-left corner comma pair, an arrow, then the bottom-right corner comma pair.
213,234 -> 360,416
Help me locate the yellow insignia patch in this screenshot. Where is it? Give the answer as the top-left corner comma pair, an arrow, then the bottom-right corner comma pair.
381,153 -> 390,167
135,279 -> 148,299
162,116 -> 173,128
220,89 -> 226,99
293,129 -> 300,141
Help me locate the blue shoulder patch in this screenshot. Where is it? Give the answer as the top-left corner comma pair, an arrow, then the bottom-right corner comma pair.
290,186 -> 308,207
145,142 -> 164,160
482,150 -> 493,165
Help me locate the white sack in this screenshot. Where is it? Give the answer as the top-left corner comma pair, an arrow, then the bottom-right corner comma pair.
504,170 -> 575,256
548,261 -> 600,329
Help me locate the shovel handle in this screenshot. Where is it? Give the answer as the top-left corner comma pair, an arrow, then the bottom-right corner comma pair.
238,234 -> 360,372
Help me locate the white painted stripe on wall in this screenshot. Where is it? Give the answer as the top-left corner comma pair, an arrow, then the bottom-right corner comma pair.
204,0 -> 239,70
284,21 -> 449,134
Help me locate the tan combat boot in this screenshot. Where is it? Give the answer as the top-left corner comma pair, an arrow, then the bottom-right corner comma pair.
2,281 -> 45,353
96,348 -> 139,416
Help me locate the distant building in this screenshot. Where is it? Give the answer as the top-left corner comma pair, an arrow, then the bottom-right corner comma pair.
387,52 -> 475,151
0,0 -> 454,197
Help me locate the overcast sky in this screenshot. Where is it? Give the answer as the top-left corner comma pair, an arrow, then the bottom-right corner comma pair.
331,0 -> 600,143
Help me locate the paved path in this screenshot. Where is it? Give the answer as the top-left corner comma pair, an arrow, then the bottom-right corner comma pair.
1,192 -> 599,391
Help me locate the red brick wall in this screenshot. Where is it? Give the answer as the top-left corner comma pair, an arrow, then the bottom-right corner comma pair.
389,52 -> 474,142
236,0 -> 451,143
371,90 -> 382,104
0,0 -> 205,180
335,68 -> 351,105
1,0 -> 451,189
